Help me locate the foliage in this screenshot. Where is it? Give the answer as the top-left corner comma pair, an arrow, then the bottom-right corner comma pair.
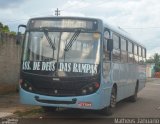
153,53 -> 160,65
155,65 -> 160,72
2,25 -> 10,33
0,22 -> 3,29
147,53 -> 160,72
0,22 -> 16,35
146,57 -> 154,63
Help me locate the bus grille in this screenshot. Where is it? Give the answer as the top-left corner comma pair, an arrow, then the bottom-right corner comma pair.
33,87 -> 78,97
22,74 -> 100,97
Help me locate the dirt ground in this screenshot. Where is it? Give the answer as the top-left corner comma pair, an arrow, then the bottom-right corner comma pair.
0,92 -> 40,118
0,84 -> 17,95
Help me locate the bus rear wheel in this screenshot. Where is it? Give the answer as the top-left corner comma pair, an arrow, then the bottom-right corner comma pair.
101,86 -> 117,116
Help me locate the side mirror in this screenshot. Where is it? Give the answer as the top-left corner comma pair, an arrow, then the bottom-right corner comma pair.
16,24 -> 26,45
16,32 -> 21,44
107,39 -> 113,51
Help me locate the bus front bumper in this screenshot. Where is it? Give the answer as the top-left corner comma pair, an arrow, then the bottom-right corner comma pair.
20,87 -> 111,110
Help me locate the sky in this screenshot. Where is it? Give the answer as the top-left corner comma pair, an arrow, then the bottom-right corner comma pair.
0,0 -> 160,58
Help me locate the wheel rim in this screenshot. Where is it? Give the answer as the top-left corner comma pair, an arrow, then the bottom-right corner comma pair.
110,88 -> 116,108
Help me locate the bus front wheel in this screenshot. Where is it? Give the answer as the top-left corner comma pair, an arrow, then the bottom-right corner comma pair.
101,86 -> 117,116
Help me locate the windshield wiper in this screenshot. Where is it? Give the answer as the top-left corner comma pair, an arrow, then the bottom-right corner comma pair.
63,29 -> 82,62
42,28 -> 56,50
42,28 -> 56,60
64,29 -> 81,51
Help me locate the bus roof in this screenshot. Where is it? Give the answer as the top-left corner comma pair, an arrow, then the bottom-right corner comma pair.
28,16 -> 102,23
103,22 -> 145,48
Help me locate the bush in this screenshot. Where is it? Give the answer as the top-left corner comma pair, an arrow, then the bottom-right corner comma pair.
154,65 -> 160,72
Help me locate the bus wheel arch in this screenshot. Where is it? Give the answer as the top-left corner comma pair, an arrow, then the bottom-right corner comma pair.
136,80 -> 139,92
129,80 -> 139,102
112,83 -> 117,96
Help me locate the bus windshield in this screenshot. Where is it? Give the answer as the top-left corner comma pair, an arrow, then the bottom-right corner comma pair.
22,30 -> 100,76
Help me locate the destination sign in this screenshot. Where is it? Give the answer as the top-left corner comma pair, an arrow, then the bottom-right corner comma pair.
29,19 -> 97,30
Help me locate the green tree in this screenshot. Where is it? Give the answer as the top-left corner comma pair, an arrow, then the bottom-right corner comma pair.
2,25 -> 10,33
146,56 -> 154,63
154,53 -> 160,64
0,22 -> 16,35
0,22 -> 3,31
146,53 -> 160,72
154,53 -> 160,72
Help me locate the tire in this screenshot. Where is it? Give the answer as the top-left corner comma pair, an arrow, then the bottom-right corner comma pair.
129,83 -> 138,102
101,86 -> 117,116
42,106 -> 57,112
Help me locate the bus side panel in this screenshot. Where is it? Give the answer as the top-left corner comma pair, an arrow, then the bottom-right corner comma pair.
112,63 -> 139,102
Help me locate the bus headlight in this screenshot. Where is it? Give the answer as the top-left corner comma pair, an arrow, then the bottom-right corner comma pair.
89,86 -> 93,92
28,86 -> 33,91
81,82 -> 100,95
24,83 -> 28,88
82,89 -> 87,94
20,79 -> 33,92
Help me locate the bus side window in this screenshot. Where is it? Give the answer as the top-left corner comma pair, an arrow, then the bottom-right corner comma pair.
104,31 -> 109,50
134,44 -> 138,63
128,41 -> 134,63
104,38 -> 107,51
138,46 -> 143,64
112,33 -> 120,61
121,37 -> 127,63
142,48 -> 146,63
103,31 -> 110,61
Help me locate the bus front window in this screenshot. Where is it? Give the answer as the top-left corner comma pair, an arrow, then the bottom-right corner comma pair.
59,32 -> 100,64
22,31 -> 100,76
23,32 -> 59,61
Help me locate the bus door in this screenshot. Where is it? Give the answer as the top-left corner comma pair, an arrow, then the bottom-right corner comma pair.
103,30 -> 111,83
